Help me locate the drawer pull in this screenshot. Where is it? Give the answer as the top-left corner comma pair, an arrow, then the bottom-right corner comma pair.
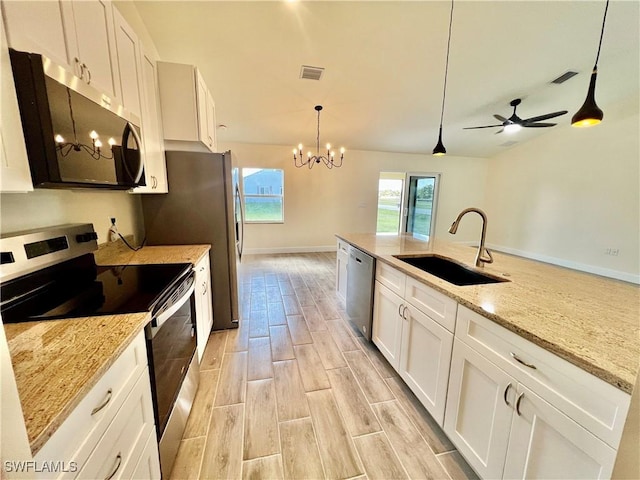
510,352 -> 537,370
503,383 -> 513,406
105,453 -> 122,480
515,392 -> 525,416
398,304 -> 404,317
91,389 -> 113,416
402,306 -> 409,320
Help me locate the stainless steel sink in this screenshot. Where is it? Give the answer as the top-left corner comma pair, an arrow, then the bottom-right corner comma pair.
393,255 -> 510,286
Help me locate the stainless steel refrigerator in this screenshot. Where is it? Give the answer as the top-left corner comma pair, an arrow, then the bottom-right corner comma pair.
141,150 -> 243,330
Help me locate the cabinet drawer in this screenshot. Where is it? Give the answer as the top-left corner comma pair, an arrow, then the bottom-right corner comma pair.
405,276 -> 457,332
77,370 -> 157,480
35,330 -> 148,478
375,261 -> 406,297
456,306 -> 630,449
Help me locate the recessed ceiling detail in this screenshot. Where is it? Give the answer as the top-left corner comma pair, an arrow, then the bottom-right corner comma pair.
299,65 -> 324,81
551,71 -> 579,84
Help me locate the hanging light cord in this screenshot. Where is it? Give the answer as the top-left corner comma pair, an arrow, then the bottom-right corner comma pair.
593,0 -> 610,68
438,0 -> 455,128
315,108 -> 321,154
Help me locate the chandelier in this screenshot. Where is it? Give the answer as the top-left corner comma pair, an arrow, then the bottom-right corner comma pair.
293,105 -> 345,169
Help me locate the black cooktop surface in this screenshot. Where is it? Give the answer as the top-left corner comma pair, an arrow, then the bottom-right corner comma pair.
0,254 -> 192,323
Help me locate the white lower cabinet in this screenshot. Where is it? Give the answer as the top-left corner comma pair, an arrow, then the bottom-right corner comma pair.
195,253 -> 213,361
445,307 -> 625,480
335,239 -> 349,302
33,330 -> 160,479
372,281 -> 404,369
372,261 -> 456,426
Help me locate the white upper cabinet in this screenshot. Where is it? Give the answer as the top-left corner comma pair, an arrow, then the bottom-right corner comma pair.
158,61 -> 217,152
2,0 -> 121,101
0,9 -> 32,192
135,44 -> 167,193
112,7 -> 142,118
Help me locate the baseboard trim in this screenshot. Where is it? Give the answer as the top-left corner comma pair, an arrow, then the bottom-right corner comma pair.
243,245 -> 336,255
486,243 -> 640,285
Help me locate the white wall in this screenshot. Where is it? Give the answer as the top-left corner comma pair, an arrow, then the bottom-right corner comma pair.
220,142 -> 489,253
484,99 -> 640,283
0,190 -> 145,244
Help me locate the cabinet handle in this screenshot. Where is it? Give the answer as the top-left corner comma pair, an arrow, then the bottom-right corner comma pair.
510,352 -> 537,370
515,392 -> 525,416
202,281 -> 207,295
82,63 -> 91,84
398,304 -> 404,317
74,57 -> 83,78
104,453 -> 122,480
91,388 -> 113,415
503,383 -> 513,407
402,306 -> 409,320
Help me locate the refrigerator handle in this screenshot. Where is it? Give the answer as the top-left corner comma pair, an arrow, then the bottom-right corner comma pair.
235,184 -> 244,260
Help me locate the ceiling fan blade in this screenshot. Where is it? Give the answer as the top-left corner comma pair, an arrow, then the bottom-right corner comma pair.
523,122 -> 556,128
463,124 -> 504,130
494,128 -> 504,135
522,110 -> 568,123
493,114 -> 507,122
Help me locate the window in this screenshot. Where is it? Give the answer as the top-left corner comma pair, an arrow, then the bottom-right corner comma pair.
376,172 -> 440,238
242,168 -> 284,223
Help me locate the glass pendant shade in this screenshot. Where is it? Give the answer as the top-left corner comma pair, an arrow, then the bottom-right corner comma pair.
571,69 -> 604,127
432,127 -> 446,156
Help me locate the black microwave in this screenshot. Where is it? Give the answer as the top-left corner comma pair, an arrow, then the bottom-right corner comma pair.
9,49 -> 145,190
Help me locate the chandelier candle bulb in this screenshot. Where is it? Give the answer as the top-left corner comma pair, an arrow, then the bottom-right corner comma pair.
89,130 -> 98,139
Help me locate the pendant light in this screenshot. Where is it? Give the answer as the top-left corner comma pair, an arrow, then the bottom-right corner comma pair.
433,0 -> 455,156
572,0 -> 609,127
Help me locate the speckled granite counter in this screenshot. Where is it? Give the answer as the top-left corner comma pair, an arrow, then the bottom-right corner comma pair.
4,242 -> 211,455
94,240 -> 210,266
337,233 -> 640,394
4,313 -> 150,454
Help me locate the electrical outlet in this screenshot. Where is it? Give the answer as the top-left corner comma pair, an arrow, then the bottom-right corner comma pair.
109,218 -> 118,242
604,247 -> 620,256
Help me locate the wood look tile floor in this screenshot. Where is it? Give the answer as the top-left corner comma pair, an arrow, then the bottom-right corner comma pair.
170,253 -> 479,480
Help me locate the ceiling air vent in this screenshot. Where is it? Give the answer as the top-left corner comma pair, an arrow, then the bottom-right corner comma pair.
300,65 -> 324,81
551,71 -> 579,84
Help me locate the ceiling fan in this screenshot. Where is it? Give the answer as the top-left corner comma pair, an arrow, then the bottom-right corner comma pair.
464,98 -> 568,134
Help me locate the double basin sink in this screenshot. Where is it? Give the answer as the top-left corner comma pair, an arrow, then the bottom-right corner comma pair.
393,254 -> 509,286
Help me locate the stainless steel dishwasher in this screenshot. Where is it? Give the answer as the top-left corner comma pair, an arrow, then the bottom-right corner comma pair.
346,245 -> 376,340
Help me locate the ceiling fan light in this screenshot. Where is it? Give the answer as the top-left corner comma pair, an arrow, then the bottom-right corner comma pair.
432,127 -> 446,156
571,70 -> 603,127
504,123 -> 522,133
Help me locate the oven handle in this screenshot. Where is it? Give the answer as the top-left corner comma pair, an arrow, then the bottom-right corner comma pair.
150,280 -> 195,338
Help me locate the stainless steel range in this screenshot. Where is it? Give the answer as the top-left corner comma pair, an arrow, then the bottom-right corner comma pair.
0,224 -> 199,477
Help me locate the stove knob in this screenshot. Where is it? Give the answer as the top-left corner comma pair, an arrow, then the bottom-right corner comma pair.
76,232 -> 98,243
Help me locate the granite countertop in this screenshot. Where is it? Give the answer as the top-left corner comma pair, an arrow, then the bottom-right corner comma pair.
5,242 -> 211,455
337,233 -> 640,394
4,313 -> 150,455
94,241 -> 210,266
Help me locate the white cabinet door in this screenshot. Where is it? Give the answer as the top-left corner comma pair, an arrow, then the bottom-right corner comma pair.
336,240 -> 349,302
71,0 -> 120,99
3,0 -> 120,99
205,90 -> 216,152
112,7 -> 141,118
2,0 -> 77,73
399,304 -> 453,426
195,70 -> 216,152
372,281 -> 404,369
134,44 -> 167,193
195,254 -> 213,361
444,339 -> 514,480
0,13 -> 32,192
503,385 -> 617,480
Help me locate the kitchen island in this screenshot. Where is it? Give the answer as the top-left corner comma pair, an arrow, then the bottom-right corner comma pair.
337,233 -> 639,393
338,232 -> 639,479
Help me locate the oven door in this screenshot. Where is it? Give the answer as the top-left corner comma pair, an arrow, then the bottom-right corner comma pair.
146,273 -> 197,437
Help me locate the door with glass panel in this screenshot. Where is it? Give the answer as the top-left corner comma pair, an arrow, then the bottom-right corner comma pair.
376,172 -> 439,238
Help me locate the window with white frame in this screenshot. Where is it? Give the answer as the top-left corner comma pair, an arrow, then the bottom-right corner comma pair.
242,168 -> 284,223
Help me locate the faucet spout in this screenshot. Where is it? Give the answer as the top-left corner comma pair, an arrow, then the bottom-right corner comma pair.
448,207 -> 493,267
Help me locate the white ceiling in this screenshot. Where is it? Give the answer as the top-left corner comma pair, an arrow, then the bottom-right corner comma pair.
133,0 -> 640,158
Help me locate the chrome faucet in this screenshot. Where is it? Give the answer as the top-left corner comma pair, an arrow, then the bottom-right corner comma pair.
449,207 -> 494,267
